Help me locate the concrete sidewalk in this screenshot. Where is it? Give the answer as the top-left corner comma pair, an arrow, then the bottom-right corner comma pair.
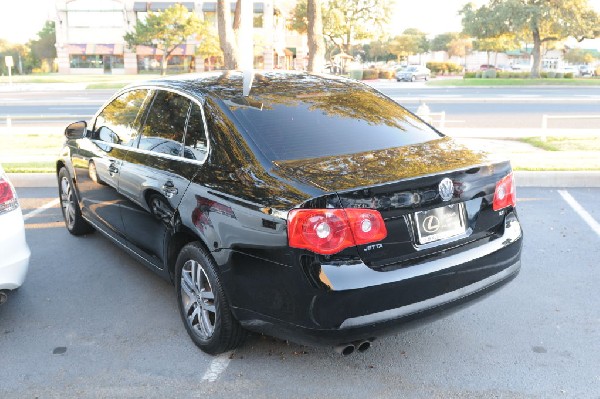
9,171 -> 600,189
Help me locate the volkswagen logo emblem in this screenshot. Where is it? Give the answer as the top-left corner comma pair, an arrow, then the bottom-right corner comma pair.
439,178 -> 454,201
422,215 -> 440,233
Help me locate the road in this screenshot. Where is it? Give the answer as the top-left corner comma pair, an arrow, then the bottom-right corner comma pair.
1,85 -> 600,130
1,186 -> 599,398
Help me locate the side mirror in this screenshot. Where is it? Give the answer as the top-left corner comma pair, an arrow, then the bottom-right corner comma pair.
65,121 -> 87,139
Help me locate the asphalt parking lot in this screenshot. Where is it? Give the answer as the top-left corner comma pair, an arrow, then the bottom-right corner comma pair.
1,186 -> 599,398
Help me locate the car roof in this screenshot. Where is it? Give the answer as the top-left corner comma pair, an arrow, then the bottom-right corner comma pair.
125,70 -> 364,103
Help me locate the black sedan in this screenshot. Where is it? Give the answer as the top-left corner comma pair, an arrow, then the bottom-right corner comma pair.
56,71 -> 522,355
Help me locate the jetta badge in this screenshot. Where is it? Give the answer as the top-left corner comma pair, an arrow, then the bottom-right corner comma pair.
439,178 -> 454,201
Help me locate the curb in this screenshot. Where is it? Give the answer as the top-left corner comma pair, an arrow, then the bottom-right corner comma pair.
514,171 -> 600,188
9,173 -> 56,188
8,172 -> 600,189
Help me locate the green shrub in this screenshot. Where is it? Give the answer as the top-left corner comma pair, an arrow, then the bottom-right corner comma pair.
463,72 -> 476,79
539,71 -> 548,78
547,71 -> 556,78
378,70 -> 394,79
475,71 -> 482,78
426,61 -> 462,75
482,69 -> 497,79
426,62 -> 444,74
564,72 -> 574,79
447,63 -> 463,74
361,69 -> 379,80
555,72 -> 564,79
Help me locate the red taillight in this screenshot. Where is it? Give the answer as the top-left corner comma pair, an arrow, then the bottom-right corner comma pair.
287,208 -> 387,255
0,176 -> 19,214
493,172 -> 516,211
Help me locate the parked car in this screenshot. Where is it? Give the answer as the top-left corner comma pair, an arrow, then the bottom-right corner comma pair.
479,64 -> 499,71
396,65 -> 431,82
579,65 -> 595,77
56,71 -> 522,355
559,66 -> 580,77
0,164 -> 30,304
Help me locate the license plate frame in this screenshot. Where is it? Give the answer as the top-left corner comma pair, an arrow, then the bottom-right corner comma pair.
414,203 -> 467,245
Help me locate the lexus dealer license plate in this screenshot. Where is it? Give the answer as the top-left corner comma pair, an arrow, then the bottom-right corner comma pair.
414,203 -> 467,244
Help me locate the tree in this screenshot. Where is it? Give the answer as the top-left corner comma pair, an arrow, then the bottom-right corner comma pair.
564,48 -> 597,64
388,29 -> 428,63
474,34 -> 517,65
196,23 -> 223,70
124,4 -> 202,75
0,40 -> 31,75
430,32 -> 472,62
217,0 -> 240,69
448,37 -> 473,59
289,0 -> 393,54
430,33 -> 459,52
365,40 -> 391,62
29,21 -> 57,72
307,0 -> 325,72
461,0 -> 600,78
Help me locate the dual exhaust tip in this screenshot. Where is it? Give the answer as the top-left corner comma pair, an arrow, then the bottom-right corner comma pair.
334,339 -> 373,356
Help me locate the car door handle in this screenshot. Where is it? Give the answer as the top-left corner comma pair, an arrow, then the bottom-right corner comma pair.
162,181 -> 178,198
108,164 -> 119,175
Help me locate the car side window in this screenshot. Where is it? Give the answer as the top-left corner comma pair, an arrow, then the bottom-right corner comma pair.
183,101 -> 208,161
138,90 -> 191,157
93,89 -> 149,146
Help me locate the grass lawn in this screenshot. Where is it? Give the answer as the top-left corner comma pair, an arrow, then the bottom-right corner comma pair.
519,136 -> 600,152
0,73 -> 162,90
2,132 -> 599,173
0,133 -> 64,173
427,78 -> 600,86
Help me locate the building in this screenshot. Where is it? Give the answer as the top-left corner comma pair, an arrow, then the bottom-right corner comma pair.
54,0 -> 307,74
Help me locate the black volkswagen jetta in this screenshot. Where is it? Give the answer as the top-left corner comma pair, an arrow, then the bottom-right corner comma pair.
56,71 -> 522,355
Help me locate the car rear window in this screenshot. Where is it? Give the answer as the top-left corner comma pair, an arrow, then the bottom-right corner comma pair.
229,85 -> 442,161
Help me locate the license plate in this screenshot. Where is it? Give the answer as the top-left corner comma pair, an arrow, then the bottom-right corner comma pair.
414,203 -> 467,245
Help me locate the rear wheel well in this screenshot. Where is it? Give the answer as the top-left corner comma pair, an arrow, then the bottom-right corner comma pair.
167,231 -> 212,283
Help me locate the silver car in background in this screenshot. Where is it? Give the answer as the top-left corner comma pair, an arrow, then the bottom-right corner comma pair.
396,65 -> 431,82
0,164 -> 30,304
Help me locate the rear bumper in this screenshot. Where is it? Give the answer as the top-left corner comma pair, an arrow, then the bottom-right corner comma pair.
235,213 -> 522,346
0,210 -> 31,290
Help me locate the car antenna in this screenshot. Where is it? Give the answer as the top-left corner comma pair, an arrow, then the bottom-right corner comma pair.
243,69 -> 254,97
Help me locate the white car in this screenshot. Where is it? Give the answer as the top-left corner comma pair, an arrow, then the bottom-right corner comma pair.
0,164 -> 30,304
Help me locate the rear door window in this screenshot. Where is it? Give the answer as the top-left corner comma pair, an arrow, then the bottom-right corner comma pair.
183,101 -> 208,161
139,90 -> 191,157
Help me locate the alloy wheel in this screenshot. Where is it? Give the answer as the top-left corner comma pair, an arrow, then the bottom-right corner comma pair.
180,259 -> 216,340
60,176 -> 76,229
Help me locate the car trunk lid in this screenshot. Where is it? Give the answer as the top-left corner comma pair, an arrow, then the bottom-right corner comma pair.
274,137 -> 513,267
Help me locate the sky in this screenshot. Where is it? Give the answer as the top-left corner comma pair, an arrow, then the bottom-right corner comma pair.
1,0 -> 600,47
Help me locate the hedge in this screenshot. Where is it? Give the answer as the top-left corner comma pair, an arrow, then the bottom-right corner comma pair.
361,69 -> 379,80
463,70 -> 576,79
426,61 -> 463,74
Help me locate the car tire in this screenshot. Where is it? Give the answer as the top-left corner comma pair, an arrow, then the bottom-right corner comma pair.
396,78 -> 401,82
424,75 -> 429,81
176,242 -> 246,355
58,167 -> 94,235
411,75 -> 416,82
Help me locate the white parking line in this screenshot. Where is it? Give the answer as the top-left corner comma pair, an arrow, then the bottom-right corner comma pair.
22,198 -> 60,221
201,351 -> 234,382
558,190 -> 600,238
